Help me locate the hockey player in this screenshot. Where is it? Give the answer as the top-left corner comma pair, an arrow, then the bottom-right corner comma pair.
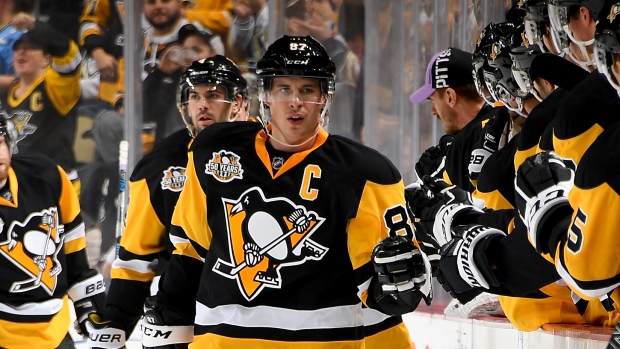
0,12 -> 82,187
515,1 -> 620,328
83,56 -> 247,349
147,35 -> 432,348
0,117 -> 106,349
409,47 -> 507,193
544,0 -> 620,170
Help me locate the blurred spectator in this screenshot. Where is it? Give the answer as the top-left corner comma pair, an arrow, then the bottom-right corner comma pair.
0,13 -> 82,186
79,0 -> 125,109
228,0 -> 268,64
185,0 -> 233,38
0,0 -> 36,89
286,0 -> 361,142
144,22 -> 222,147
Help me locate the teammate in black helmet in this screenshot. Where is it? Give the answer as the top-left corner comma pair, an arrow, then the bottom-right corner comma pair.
84,56 -> 247,349
151,35 -> 431,348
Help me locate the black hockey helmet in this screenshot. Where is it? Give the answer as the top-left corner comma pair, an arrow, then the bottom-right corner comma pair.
473,22 -> 516,104
594,1 -> 620,95
519,0 -> 571,53
486,32 -> 530,102
548,0 -> 604,67
510,24 -> 544,100
256,35 -> 336,97
177,55 -> 247,136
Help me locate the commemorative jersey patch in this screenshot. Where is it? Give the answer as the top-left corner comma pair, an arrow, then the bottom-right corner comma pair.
206,150 -> 244,182
161,166 -> 187,192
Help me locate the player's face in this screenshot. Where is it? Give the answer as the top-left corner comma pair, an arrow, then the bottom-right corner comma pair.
0,136 -> 11,182
143,0 -> 182,31
428,89 -> 459,135
187,84 -> 237,133
265,77 -> 325,150
182,35 -> 214,61
13,43 -> 48,76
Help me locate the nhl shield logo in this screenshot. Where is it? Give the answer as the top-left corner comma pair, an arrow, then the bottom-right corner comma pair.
205,150 -> 244,182
213,187 -> 328,301
160,166 -> 187,192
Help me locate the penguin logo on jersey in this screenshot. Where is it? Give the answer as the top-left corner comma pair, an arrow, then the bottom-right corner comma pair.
205,150 -> 244,182
213,187 -> 328,301
608,4 -> 620,23
160,166 -> 187,192
0,110 -> 36,154
0,208 -> 65,295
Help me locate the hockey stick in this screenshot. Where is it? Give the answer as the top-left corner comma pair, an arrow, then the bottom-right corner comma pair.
213,226 -> 300,277
114,141 -> 129,258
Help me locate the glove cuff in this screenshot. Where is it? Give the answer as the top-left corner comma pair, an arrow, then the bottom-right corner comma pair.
433,204 -> 484,246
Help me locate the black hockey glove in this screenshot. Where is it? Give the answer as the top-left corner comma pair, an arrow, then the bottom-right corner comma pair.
414,134 -> 454,180
371,234 -> 433,315
84,314 -> 126,349
515,151 -> 574,254
437,224 -> 504,296
415,176 -> 485,250
468,108 -> 510,181
142,297 -> 193,349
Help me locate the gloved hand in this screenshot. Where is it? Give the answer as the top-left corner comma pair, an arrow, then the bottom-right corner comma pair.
468,108 -> 510,181
415,176 -> 485,250
436,224 -> 505,295
415,134 -> 454,180
142,297 -> 193,349
371,233 -> 433,313
515,151 -> 574,254
84,313 -> 126,349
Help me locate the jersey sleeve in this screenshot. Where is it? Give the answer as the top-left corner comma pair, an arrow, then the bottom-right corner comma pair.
79,0 -> 110,51
105,176 -> 166,331
56,165 -> 90,286
347,179 -> 419,308
156,151 -> 208,323
555,184 -> 620,299
35,21 -> 82,116
185,0 -> 234,37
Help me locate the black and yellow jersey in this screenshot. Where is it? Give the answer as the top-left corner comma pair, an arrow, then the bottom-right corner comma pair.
158,122 -> 415,348
105,129 -> 192,335
552,72 -> 620,169
0,21 -> 81,176
0,154 -> 89,349
514,88 -> 568,169
185,0 -> 233,37
79,0 -> 126,105
443,104 -> 496,193
473,135 -> 518,212
555,121 -> 620,305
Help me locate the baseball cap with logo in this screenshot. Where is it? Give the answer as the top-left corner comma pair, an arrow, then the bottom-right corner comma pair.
409,48 -> 475,104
